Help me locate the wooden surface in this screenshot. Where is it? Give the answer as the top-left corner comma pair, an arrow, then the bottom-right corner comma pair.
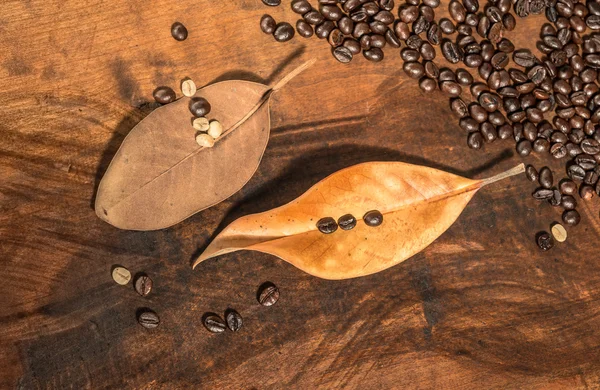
2,1 -> 600,388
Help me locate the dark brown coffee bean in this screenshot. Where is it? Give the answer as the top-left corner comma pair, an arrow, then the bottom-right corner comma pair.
332,46 -> 353,63
226,310 -> 243,332
536,231 -> 554,251
580,183 -> 595,200
343,0 -> 361,13
479,62 -> 493,80
360,35 -> 371,50
488,23 -> 503,43
462,0 -> 479,13
153,86 -> 176,104
419,77 -> 438,93
561,194 -> 577,209
497,123 -> 512,139
404,62 -> 425,78
385,30 -> 401,47
470,83 -> 487,98
292,0 -> 312,14
459,117 -> 477,132
479,92 -> 500,112
585,170 -> 599,185
427,24 -> 441,45
539,167 -> 553,188
364,210 -> 383,226
440,80 -> 462,97
513,49 -> 538,67
491,52 -> 509,69
526,165 -> 539,182
469,104 -> 488,122
262,0 -> 281,5
400,5 -> 419,23
203,314 -> 226,333
467,132 -> 484,149
551,142 -> 568,158
442,40 -> 463,63
305,10 -> 325,25
317,217 -> 338,233
316,21 -> 336,38
534,138 -> 551,153
451,98 -> 469,118
486,6 -> 502,23
550,189 -> 562,207
190,97 -> 211,117
532,188 -> 555,200
353,22 -> 370,38
261,15 -> 277,34
337,214 -> 357,230
379,0 -> 395,11
171,22 -> 188,41
328,29 -> 344,47
456,23 -> 472,35
424,61 -> 439,79
456,68 -> 473,85
515,0 -> 530,17
439,18 -> 456,34
374,10 -> 395,24
138,311 -> 160,329
562,209 -> 581,226
370,20 -> 389,35
502,13 -> 516,30
274,22 -> 295,42
449,1 -> 467,22
296,19 -> 314,37
581,139 -> 600,154
575,154 -> 597,170
135,275 -> 153,296
258,283 -> 280,306
401,48 -> 420,62
321,4 -> 343,20
363,47 -> 384,62
420,42 -> 436,60
568,164 -> 586,181
480,122 -> 497,142
517,139 -> 533,156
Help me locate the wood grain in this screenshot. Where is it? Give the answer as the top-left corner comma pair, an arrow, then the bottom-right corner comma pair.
1,0 -> 600,388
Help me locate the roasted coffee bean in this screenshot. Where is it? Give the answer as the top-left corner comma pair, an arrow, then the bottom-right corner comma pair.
470,104 -> 488,122
456,34 -> 475,48
135,275 -> 153,296
549,189 -> 562,206
338,39 -> 362,53
575,154 -> 597,170
171,22 -> 188,41
360,34 -> 372,50
404,61 -> 425,78
536,231 -> 555,251
439,18 -> 456,34
561,194 -> 577,209
321,4 -> 343,20
420,42 -> 436,60
526,165 -> 539,182
419,77 -> 438,93
364,47 -> 384,62
401,48 -> 420,62
292,0 -> 312,14
441,80 -> 462,97
551,142 -> 568,158
498,123 -> 513,139
585,170 -> 599,185
153,86 -> 176,104
338,214 -> 357,230
514,49 -> 538,67
460,117 -> 479,132
138,311 -> 160,329
261,15 -> 277,34
258,283 -> 280,306
262,0 -> 281,5
449,1 -> 467,22
328,29 -> 344,47
353,22 -> 371,38
424,61 -> 440,79
427,24 -> 441,45
464,54 -> 483,68
203,314 -> 226,333
442,40 -> 462,63
581,139 -> 600,154
580,183 -> 595,199
274,22 -> 295,42
517,139 -> 533,156
379,0 -> 395,11
456,23 -> 472,35
479,92 -> 500,112
364,210 -> 383,226
497,38 -> 515,53
317,217 -> 338,234
337,17 -> 354,35
189,97 -> 211,117
562,209 -> 581,226
491,52 -> 509,69
305,10 -> 325,25
343,0 -> 361,13
568,164 -> 586,181
332,46 -> 353,63
226,310 -> 243,332
503,13 -> 516,30
317,21 -> 336,38
533,188 -> 555,200
479,62 -> 493,80
385,30 -> 401,47
539,167 -> 554,188
480,122 -> 497,142
467,132 -> 484,149
534,138 -> 551,152
486,6 -> 502,23
370,20 -> 389,34
400,5 -> 419,23
463,0 -> 479,13
456,68 -> 473,85
470,83 -> 488,98
451,98 -> 469,118
488,23 -> 503,43
296,19 -> 314,37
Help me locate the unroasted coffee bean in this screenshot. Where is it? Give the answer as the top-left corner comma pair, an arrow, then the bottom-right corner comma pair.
364,47 -> 384,62
258,283 -> 280,306
551,224 -> 568,242
226,310 -> 243,332
189,97 -> 211,117
153,86 -> 176,104
317,217 -> 337,234
204,314 -> 226,333
536,231 -> 554,251
364,210 -> 383,226
261,15 -> 277,34
562,209 -> 581,226
171,22 -> 188,41
296,19 -> 314,37
138,311 -> 160,329
135,275 -> 153,296
262,0 -> 281,5
274,22 -> 295,42
526,165 -> 538,182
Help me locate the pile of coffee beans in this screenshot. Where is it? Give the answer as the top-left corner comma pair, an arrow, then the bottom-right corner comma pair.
316,210 -> 383,234
259,0 -> 600,248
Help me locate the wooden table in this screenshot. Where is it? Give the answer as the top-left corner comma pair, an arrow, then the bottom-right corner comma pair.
2,1 -> 600,388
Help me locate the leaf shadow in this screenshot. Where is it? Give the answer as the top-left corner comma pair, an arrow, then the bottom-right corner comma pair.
189,143 -> 514,265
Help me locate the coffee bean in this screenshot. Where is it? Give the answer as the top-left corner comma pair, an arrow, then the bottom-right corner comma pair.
479,92 -> 500,112
419,77 -> 438,93
533,188 -> 554,200
296,19 -> 314,37
204,314 -> 226,333
440,81 -> 462,97
328,29 -> 344,47
261,15 -> 277,34
517,139 -> 533,156
424,61 -> 439,79
488,23 -> 503,43
575,154 -> 597,170
226,310 -> 243,332
317,217 -> 337,234
363,47 -> 384,62
449,1 -> 467,22
420,42 -> 436,60
586,170 -> 600,186
561,193 -> 577,209
580,184 -> 595,199
135,275 -> 153,296
379,0 -> 395,11
460,117 -> 479,132
321,4 -> 343,20
274,22 -> 295,42
258,283 -> 280,306
427,24 -> 441,45
189,97 -> 211,118
498,123 -> 513,139
343,39 -> 362,54
371,34 -> 387,49
568,164 -> 586,181
466,132 -> 483,149
262,0 -> 281,5
451,98 -> 469,118
138,311 -> 159,329
551,224 -> 568,242
338,213 -> 358,231
364,210 -> 383,226
491,52 -> 509,69
503,13 -> 516,30
480,122 -> 497,142
442,40 -> 463,63
439,18 -> 456,34
353,22 -> 370,38
171,22 -> 188,41
292,0 -> 312,14
536,231 -> 555,251
526,165 -> 539,182
406,34 -> 423,49
514,49 -> 538,67
562,209 -> 581,226
385,30 -> 401,47
549,189 -> 562,206
112,266 -> 131,285
153,86 -> 176,104
463,0 -> 479,13
581,139 -> 600,154
559,179 -> 577,195
456,68 -> 473,85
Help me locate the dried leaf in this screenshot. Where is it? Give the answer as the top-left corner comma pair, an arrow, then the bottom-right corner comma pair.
193,162 -> 525,280
95,59 -> 316,230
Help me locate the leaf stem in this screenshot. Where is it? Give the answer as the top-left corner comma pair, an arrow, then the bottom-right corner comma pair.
480,163 -> 525,187
271,58 -> 317,92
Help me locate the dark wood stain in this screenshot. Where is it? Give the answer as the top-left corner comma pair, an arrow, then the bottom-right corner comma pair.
1,2 -> 600,389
